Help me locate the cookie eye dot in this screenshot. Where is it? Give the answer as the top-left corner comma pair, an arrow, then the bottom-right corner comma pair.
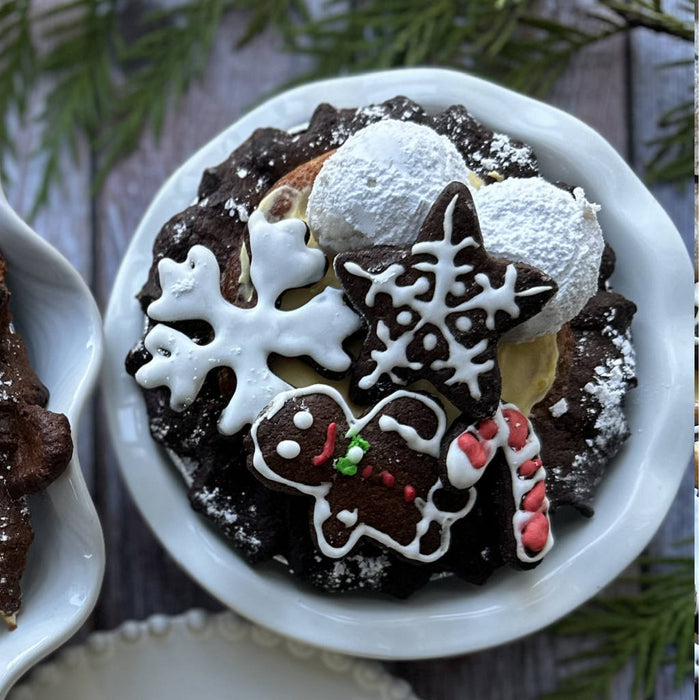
276,440 -> 301,459
396,310 -> 412,325
293,411 -> 313,430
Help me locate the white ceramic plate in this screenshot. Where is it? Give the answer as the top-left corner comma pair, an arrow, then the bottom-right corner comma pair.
103,68 -> 692,659
0,187 -> 104,698
8,610 -> 419,700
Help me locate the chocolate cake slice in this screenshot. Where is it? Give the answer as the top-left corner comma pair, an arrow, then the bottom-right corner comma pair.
0,252 -> 73,628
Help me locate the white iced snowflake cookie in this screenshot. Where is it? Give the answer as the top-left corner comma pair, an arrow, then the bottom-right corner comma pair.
473,177 -> 604,342
135,209 -> 362,434
307,120 -> 475,254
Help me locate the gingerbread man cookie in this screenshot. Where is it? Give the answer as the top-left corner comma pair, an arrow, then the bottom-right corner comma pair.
248,385 -> 474,563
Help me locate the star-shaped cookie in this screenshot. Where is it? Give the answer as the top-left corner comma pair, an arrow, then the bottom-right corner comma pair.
335,181 -> 558,420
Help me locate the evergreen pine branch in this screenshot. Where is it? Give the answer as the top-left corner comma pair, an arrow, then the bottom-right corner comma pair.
288,1 -> 623,98
0,0 -> 37,187
600,0 -> 694,41
233,0 -> 309,47
29,0 -> 116,218
95,0 -> 232,190
95,0 -> 308,191
644,97 -> 694,184
542,556 -> 694,700
1,0 -> 308,216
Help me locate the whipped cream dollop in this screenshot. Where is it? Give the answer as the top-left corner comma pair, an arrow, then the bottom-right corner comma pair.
473,177 -> 604,342
307,120 -> 473,254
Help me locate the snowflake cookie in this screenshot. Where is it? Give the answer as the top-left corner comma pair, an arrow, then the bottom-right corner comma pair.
135,209 -> 362,435
335,181 -> 558,419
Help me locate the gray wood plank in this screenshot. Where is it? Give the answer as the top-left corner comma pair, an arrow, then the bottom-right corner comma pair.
628,1 -> 695,253
92,13 -> 313,630
628,7 -> 695,699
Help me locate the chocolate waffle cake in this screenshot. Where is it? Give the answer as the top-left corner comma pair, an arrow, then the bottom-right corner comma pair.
126,97 -> 636,597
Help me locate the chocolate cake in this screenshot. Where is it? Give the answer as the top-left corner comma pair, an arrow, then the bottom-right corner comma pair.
0,253 -> 73,628
125,97 -> 636,597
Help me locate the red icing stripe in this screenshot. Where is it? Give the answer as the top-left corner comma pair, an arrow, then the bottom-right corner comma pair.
380,471 -> 395,488
312,422 -> 337,466
403,485 -> 416,502
503,408 -> 528,450
522,481 -> 546,512
477,418 -> 498,440
521,512 -> 549,552
518,458 -> 542,478
456,432 -> 487,469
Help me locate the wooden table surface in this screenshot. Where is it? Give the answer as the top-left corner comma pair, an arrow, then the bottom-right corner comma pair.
5,3 -> 695,698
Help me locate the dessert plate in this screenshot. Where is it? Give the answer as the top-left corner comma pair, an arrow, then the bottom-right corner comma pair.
8,610 -> 419,700
0,186 -> 105,698
103,68 -> 692,659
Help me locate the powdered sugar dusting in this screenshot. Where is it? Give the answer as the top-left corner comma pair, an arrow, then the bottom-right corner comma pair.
471,132 -> 534,172
474,177 -> 604,341
224,198 -> 250,222
304,552 -> 390,591
307,120 -> 473,254
549,398 -> 568,418
583,326 -> 636,450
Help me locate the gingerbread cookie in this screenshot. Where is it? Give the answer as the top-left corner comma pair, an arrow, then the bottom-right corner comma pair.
335,182 -> 557,418
443,404 -> 553,568
249,385 -> 474,562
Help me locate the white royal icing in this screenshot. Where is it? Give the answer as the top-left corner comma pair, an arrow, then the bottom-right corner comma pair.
250,384 -> 474,563
135,209 -> 361,435
444,402 -> 553,564
346,445 -> 365,464
293,410 -> 314,430
377,414 -> 441,458
423,333 -> 438,351
276,440 -> 301,459
340,193 -> 553,399
397,310 -> 413,325
336,509 -> 359,528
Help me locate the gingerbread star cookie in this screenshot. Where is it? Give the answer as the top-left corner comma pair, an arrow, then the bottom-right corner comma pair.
335,181 -> 558,419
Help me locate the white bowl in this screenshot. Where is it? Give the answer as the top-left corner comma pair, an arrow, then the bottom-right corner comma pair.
8,609 -> 419,700
0,187 -> 104,697
103,68 -> 692,659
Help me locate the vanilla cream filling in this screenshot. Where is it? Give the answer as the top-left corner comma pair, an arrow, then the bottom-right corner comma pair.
245,181 -> 559,418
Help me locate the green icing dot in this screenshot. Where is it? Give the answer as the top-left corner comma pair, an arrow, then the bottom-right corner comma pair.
348,434 -> 370,452
334,457 -> 358,476
333,434 -> 370,476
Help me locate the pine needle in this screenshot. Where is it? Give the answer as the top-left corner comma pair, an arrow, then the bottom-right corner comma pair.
543,555 -> 694,700
0,0 -> 693,216
29,0 -> 115,218
0,0 -> 37,186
